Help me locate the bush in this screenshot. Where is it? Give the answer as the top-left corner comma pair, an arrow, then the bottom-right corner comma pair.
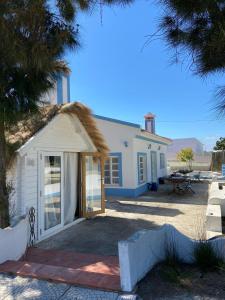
193,241 -> 225,272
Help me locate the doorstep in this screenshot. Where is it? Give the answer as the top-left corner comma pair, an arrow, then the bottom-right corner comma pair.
0,247 -> 121,291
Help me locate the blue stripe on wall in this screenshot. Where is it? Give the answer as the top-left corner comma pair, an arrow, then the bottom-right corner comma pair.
105,183 -> 148,198
94,114 -> 141,129
57,75 -> 63,104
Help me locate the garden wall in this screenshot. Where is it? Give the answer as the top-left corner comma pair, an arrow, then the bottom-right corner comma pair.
0,217 -> 28,264
118,224 -> 225,292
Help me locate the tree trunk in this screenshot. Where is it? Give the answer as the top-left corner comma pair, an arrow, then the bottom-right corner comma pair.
0,118 -> 9,228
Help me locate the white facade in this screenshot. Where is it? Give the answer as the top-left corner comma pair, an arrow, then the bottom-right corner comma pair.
9,113 -> 96,242
94,115 -> 171,197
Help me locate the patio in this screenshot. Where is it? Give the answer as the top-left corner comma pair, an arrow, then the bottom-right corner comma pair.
0,183 -> 209,291
37,182 -> 209,256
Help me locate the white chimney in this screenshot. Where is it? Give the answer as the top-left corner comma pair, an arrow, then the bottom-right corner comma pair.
144,112 -> 156,134
41,72 -> 71,105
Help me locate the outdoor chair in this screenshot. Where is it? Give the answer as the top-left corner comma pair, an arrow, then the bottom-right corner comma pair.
182,179 -> 195,194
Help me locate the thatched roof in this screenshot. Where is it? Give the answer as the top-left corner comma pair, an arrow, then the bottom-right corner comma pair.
6,102 -> 109,166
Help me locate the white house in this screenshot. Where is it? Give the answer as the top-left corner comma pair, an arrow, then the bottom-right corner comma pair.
94,113 -> 172,198
7,102 -> 108,242
7,74 -> 171,243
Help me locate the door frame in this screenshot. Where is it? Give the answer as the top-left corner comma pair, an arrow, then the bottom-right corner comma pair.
81,152 -> 105,218
150,151 -> 158,183
39,151 -> 64,238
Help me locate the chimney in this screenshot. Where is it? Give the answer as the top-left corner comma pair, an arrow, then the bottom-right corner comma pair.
41,72 -> 71,105
144,112 -> 156,134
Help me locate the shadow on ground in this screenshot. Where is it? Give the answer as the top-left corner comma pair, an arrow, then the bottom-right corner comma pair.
37,216 -> 158,256
107,201 -> 183,217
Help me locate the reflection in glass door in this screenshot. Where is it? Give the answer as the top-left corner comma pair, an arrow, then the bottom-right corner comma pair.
42,153 -> 63,234
82,154 -> 104,217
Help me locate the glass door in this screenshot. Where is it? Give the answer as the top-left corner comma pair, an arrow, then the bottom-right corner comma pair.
81,153 -> 105,218
151,151 -> 158,183
40,152 -> 63,236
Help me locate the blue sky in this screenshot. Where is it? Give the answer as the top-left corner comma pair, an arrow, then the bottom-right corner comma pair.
66,0 -> 225,151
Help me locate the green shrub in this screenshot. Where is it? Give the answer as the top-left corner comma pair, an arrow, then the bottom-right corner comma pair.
193,241 -> 225,271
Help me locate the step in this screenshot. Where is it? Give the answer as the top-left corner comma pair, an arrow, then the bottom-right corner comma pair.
24,248 -> 119,276
0,260 -> 121,291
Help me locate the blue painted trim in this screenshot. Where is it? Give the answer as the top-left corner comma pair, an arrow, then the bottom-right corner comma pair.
67,75 -> 70,103
107,152 -> 123,186
222,164 -> 225,176
57,74 -> 63,104
137,152 -> 147,185
94,114 -> 141,129
135,135 -> 168,146
105,183 -> 148,198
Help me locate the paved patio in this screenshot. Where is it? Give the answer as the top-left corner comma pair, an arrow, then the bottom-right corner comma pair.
38,183 -> 209,256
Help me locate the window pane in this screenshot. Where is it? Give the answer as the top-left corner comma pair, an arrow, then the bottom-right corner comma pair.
104,170 -> 110,177
104,177 -> 110,184
112,164 -> 118,170
111,157 -> 119,164
112,171 -> 119,177
104,164 -> 110,170
112,178 -> 119,184
44,156 -> 61,231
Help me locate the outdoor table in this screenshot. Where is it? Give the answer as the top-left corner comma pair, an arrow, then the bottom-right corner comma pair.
165,176 -> 195,194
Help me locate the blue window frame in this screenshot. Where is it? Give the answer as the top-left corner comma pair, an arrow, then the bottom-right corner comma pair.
137,152 -> 147,185
104,153 -> 122,186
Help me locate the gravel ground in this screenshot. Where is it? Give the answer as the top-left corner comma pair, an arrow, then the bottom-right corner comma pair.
0,274 -> 137,300
137,263 -> 225,300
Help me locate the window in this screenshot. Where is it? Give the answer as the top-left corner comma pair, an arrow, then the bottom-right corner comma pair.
104,155 -> 121,185
138,153 -> 147,184
160,153 -> 165,169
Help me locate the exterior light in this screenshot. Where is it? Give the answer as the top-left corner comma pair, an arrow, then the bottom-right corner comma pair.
124,141 -> 128,147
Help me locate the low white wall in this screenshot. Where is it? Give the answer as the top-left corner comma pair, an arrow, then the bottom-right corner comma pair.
118,224 -> 225,292
0,217 -> 28,264
208,182 -> 225,215
206,204 -> 222,233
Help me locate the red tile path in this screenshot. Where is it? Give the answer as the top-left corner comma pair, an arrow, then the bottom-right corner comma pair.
0,248 -> 121,291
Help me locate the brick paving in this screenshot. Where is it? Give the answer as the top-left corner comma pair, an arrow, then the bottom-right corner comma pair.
0,248 -> 120,292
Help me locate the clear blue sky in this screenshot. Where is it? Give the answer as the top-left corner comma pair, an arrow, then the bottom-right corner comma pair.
65,0 -> 225,151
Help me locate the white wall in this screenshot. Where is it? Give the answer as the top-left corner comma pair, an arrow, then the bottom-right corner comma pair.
0,218 -> 28,264
10,114 -> 95,241
119,224 -> 225,292
133,138 -> 168,187
95,118 -> 139,189
95,117 -> 169,191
